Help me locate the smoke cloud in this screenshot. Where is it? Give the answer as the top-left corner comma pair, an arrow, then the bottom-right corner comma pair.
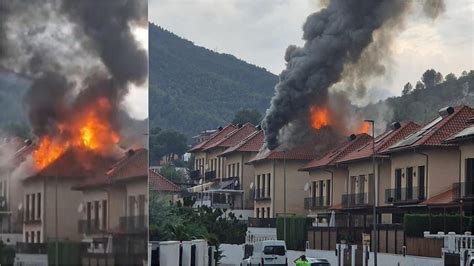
262,0 -> 445,150
0,0 -> 147,139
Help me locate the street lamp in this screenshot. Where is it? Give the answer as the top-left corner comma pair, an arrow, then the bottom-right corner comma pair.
364,119 -> 377,266
283,150 -> 287,243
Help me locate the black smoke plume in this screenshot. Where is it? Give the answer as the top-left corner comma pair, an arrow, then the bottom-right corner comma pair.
262,0 -> 445,150
0,0 -> 147,139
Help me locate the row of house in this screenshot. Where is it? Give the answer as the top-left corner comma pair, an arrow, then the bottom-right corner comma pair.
187,105 -> 473,226
0,142 -> 148,264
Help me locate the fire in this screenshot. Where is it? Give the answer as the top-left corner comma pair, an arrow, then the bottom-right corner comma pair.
358,122 -> 370,134
33,97 -> 120,169
310,106 -> 331,129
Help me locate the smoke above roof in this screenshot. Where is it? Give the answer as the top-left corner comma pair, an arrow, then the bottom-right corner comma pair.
262,0 -> 445,150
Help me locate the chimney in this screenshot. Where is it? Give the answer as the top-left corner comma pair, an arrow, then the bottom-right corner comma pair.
237,123 -> 242,128
217,126 -> 223,131
24,139 -> 33,146
438,106 -> 454,117
126,149 -> 135,157
256,125 -> 262,130
349,134 -> 357,141
390,122 -> 401,130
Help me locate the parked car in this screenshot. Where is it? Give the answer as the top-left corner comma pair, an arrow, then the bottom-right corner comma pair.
241,240 -> 287,265
306,257 -> 330,266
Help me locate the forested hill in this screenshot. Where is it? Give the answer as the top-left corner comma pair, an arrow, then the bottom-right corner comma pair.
148,23 -> 279,137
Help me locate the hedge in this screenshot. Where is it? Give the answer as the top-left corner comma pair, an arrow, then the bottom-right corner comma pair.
276,216 -> 313,251
404,214 -> 474,237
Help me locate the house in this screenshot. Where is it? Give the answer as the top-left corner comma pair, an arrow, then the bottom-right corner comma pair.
444,115 -> 474,215
219,129 -> 264,210
22,149 -> 114,244
382,106 -> 473,221
299,134 -> 372,218
247,144 -> 320,218
334,122 -> 420,224
73,148 -> 148,265
0,139 -> 34,245
149,169 -> 180,203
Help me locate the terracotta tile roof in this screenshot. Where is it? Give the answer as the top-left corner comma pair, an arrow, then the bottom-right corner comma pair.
25,148 -> 115,182
248,142 -> 321,163
385,106 -> 473,152
149,169 -> 180,192
203,123 -> 257,151
337,122 -> 420,163
422,188 -> 455,205
444,116 -> 474,143
189,124 -> 238,152
300,134 -> 372,171
220,129 -> 264,156
74,148 -> 147,189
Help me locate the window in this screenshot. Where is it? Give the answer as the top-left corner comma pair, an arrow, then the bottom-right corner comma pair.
256,208 -> 259,218
86,202 -> 92,228
94,201 -> 100,229
326,180 -> 331,206
37,231 -> 41,243
25,194 -> 30,221
267,174 -> 271,197
228,165 -> 231,178
256,175 -> 260,197
236,163 -> 240,177
232,164 -> 235,177
466,158 -> 474,183
129,196 -> 136,216
31,194 -> 35,221
37,193 -> 41,220
262,208 -> 265,218
395,169 -> 402,200
263,246 -> 286,256
406,167 -> 413,199
262,175 -> 266,196
25,232 -> 29,243
102,200 -> 107,230
267,207 -> 270,218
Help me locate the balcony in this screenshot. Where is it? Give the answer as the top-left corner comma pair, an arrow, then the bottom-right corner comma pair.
189,170 -> 200,179
342,193 -> 372,208
385,186 -> 426,204
253,188 -> 270,201
205,170 -> 217,180
16,242 -> 48,254
119,215 -> 147,234
453,181 -> 474,200
304,196 -> 329,210
78,219 -> 104,235
248,217 -> 276,228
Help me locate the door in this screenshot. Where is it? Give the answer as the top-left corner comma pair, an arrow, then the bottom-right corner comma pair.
395,169 -> 402,201
358,175 -> 365,205
418,166 -> 425,200
406,167 -> 413,200
318,180 -> 324,207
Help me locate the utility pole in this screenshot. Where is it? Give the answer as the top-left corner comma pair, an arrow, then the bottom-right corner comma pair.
283,150 -> 287,243
364,119 -> 377,266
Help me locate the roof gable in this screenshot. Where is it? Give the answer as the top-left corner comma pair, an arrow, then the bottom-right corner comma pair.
220,129 -> 264,155
189,124 -> 238,152
203,123 -> 257,151
149,170 -> 180,192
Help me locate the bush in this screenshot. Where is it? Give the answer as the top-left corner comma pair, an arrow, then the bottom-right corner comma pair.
404,214 -> 473,237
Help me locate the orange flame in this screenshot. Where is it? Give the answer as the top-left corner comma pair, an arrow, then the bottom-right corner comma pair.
357,122 -> 370,134
33,97 -> 120,169
310,106 -> 331,129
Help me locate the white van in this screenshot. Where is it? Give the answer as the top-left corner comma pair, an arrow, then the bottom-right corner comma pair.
242,240 -> 287,266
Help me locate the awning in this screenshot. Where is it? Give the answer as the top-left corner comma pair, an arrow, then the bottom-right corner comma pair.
187,181 -> 215,193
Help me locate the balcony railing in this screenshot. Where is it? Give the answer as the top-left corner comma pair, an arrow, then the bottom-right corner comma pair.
189,170 -> 200,179
78,219 -> 103,235
253,188 -> 271,200
16,242 -> 48,254
342,193 -> 372,208
205,170 -> 216,180
453,181 -> 474,200
119,215 -> 147,234
385,186 -> 426,204
304,196 -> 329,210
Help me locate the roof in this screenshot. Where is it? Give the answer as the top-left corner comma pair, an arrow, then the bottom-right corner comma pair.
422,188 -> 455,206
74,148 -> 148,189
247,142 -> 321,164
220,129 -> 264,156
149,170 -> 180,192
385,106 -> 473,152
300,134 -> 372,171
203,123 -> 257,151
189,124 -> 238,152
337,122 -> 420,164
444,117 -> 474,143
25,148 -> 115,182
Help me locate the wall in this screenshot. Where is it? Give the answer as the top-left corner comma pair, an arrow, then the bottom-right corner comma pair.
125,178 -> 148,216
22,178 -> 45,243
459,142 -> 474,183
81,189 -> 109,232
223,152 -> 256,209
307,167 -> 347,213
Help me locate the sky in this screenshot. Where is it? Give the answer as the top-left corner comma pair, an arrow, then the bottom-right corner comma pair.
149,0 -> 474,102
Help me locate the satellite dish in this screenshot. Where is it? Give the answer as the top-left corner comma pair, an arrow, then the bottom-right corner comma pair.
249,182 -> 254,189
0,197 -> 6,208
199,179 -> 203,185
234,180 -> 239,187
77,203 -> 84,213
304,182 -> 310,192
18,203 -> 23,211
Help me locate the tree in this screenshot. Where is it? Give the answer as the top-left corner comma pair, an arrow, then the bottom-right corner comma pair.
422,69 -> 443,88
402,82 -> 413,95
149,128 -> 188,166
232,109 -> 262,125
159,164 -> 187,184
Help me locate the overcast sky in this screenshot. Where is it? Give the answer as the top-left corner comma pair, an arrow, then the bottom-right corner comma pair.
149,0 -> 473,101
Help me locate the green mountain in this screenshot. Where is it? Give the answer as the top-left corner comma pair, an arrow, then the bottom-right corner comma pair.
148,23 -> 279,139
